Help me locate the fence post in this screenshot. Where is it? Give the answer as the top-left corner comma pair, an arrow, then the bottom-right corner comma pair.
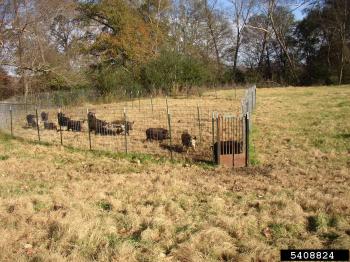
138,91 -> 141,112
251,89 -> 254,112
165,96 -> 169,114
212,112 -> 215,163
216,114 -> 221,165
254,86 -> 256,109
131,91 -> 133,109
151,95 -> 154,115
87,108 -> 92,150
35,108 -> 41,142
124,89 -> 127,108
167,112 -> 173,161
197,104 -> 202,144
58,108 -> 63,145
245,113 -> 250,167
124,107 -> 128,154
9,106 -> 13,136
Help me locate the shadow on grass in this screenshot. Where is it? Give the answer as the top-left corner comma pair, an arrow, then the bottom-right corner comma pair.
335,133 -> 350,139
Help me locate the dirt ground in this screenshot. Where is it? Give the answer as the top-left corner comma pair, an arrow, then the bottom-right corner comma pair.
0,86 -> 349,261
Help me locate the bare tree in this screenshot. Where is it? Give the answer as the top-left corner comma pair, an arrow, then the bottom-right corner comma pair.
230,0 -> 256,76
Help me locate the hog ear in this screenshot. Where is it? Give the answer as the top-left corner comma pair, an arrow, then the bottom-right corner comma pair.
194,136 -> 197,140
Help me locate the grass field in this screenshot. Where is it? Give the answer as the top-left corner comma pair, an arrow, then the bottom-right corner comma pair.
0,86 -> 349,261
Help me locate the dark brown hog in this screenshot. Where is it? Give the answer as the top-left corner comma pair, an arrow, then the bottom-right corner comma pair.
146,128 -> 170,142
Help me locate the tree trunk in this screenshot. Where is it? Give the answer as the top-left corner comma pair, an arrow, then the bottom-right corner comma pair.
269,15 -> 298,83
233,30 -> 240,76
339,45 -> 344,85
258,31 -> 267,69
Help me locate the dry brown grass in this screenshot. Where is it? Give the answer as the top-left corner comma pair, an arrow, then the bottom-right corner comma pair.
0,86 -> 349,261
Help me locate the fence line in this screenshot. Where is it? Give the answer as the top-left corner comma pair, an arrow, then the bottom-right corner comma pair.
0,85 -> 256,166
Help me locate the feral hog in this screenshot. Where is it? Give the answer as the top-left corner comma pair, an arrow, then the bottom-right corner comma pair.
146,128 -> 170,142
41,111 -> 49,122
111,120 -> 134,135
67,119 -> 82,132
44,122 -> 57,130
57,112 -> 70,127
87,112 -> 107,133
87,112 -> 121,136
181,132 -> 197,152
26,114 -> 37,128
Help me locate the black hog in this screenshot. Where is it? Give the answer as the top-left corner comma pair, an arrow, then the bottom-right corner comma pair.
88,112 -> 120,136
213,140 -> 243,163
44,122 -> 57,130
57,112 -> 70,127
97,126 -> 123,136
87,112 -> 106,132
26,114 -> 37,128
41,111 -> 49,122
67,119 -> 82,132
181,132 -> 197,151
146,128 -> 170,142
111,120 -> 134,135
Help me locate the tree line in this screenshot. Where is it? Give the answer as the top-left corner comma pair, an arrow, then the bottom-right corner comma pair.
0,0 -> 349,99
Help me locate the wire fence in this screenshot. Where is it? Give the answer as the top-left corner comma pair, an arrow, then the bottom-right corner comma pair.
3,83 -> 245,109
0,85 -> 256,165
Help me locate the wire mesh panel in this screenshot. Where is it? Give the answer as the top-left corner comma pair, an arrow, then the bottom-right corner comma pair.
3,103 -> 39,142
0,103 -> 11,132
0,85 -> 256,165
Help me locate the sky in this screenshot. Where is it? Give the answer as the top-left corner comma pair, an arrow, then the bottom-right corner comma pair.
216,0 -> 307,21
293,8 -> 306,20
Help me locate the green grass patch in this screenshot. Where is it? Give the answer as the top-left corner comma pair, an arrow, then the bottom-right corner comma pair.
97,199 -> 113,211
306,213 -> 335,232
0,155 -> 9,160
249,124 -> 260,166
33,200 -> 48,212
337,101 -> 350,107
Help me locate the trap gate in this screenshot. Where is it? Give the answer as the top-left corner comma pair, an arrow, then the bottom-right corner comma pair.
212,114 -> 249,168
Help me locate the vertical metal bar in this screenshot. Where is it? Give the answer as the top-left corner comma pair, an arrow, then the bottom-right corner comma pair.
131,91 -> 134,109
245,113 -> 250,166
216,115 -> 221,164
35,108 -> 40,142
138,91 -> 141,112
9,106 -> 13,136
232,117 -> 235,155
224,117 -> 227,155
254,86 -> 257,109
87,109 -> 92,150
197,105 -> 202,144
165,96 -> 169,114
212,113 -> 215,163
151,95 -> 154,115
167,112 -> 173,161
58,109 -> 63,145
124,107 -> 128,154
